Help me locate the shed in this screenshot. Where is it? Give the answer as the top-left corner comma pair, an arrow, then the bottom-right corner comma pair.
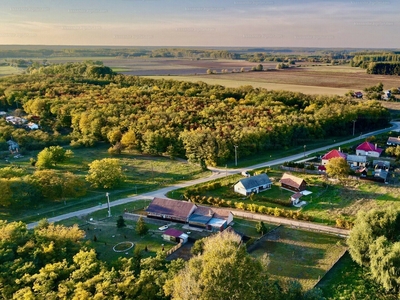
162,228 -> 188,244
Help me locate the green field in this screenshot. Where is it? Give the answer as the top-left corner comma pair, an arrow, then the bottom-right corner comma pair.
250,225 -> 347,290
0,65 -> 24,76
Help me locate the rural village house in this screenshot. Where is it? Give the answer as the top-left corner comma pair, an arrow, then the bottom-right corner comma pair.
346,154 -> 367,167
387,136 -> 400,146
146,197 -> 233,231
356,141 -> 383,157
279,173 -> 307,192
321,149 -> 347,166
188,205 -> 234,231
233,173 -> 272,196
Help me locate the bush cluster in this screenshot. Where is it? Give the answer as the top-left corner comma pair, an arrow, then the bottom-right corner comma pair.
335,218 -> 354,229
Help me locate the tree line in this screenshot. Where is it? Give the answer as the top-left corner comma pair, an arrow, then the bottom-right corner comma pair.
0,62 -> 390,168
351,52 -> 400,75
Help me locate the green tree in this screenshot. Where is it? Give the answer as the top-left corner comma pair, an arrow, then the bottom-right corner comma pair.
135,216 -> 148,236
85,158 -> 125,189
325,157 -> 350,179
36,146 -> 73,169
348,208 -> 400,293
117,215 -> 126,228
256,221 -> 267,236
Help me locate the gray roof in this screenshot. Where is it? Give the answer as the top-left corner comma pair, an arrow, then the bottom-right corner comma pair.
238,173 -> 271,189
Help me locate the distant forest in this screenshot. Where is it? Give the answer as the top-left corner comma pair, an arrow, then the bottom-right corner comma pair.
351,53 -> 400,75
0,61 -> 391,167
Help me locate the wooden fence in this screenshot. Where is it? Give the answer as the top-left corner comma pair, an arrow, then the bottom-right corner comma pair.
165,242 -> 183,256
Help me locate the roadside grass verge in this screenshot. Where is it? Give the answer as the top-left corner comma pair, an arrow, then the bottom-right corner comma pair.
250,225 -> 347,290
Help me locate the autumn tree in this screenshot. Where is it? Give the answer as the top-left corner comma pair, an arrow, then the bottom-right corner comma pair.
164,230 -> 273,300
325,157 -> 350,179
85,158 -> 125,189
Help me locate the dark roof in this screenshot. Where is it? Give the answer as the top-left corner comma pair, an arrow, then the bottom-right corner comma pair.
146,197 -> 195,220
237,173 -> 271,189
279,173 -> 306,189
189,213 -> 213,225
163,228 -> 184,238
291,192 -> 303,199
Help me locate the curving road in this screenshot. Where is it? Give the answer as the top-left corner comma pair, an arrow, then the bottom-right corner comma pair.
27,122 -> 399,231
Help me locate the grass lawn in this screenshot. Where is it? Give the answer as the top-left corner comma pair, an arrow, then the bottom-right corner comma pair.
231,217 -> 277,237
250,225 -> 347,290
317,252 -> 395,299
0,144 -> 208,223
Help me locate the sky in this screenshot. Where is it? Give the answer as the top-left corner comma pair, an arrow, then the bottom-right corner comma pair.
0,0 -> 399,48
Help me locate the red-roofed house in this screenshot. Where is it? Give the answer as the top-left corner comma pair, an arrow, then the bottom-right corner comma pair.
321,149 -> 347,166
356,142 -> 383,157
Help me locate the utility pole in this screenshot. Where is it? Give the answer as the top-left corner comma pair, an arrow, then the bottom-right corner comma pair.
106,192 -> 111,217
352,120 -> 356,136
303,145 -> 306,157
234,145 -> 238,166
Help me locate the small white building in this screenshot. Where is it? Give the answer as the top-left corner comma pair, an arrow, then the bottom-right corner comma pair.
234,173 -> 272,196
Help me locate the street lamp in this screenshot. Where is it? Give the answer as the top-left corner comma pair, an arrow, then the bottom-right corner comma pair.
352,120 -> 356,136
303,145 -> 306,157
106,192 -> 111,217
234,145 -> 238,166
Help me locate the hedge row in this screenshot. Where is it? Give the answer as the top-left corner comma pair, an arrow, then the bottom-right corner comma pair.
187,195 -> 312,222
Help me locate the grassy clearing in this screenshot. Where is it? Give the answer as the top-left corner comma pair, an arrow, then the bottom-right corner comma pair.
317,252 -> 395,299
0,65 -> 23,76
250,225 -> 347,290
0,145 -> 208,223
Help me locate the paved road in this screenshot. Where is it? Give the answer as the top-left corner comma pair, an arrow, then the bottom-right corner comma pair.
27,122 -> 399,230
